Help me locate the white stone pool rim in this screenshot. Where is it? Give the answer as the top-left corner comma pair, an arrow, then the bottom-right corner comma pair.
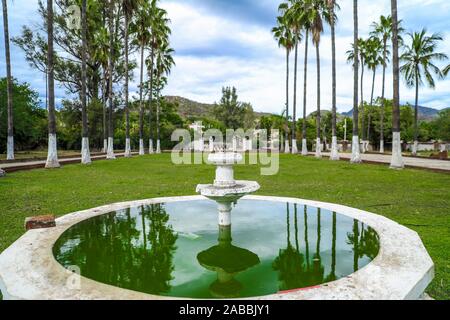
0,195 -> 434,300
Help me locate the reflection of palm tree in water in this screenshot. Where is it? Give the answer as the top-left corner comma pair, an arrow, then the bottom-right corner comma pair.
347,219 -> 380,272
325,212 -> 337,282
311,208 -> 325,285
273,204 -> 326,291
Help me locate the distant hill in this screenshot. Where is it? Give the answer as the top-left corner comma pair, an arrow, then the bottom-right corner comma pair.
341,105 -> 447,120
164,96 -> 272,119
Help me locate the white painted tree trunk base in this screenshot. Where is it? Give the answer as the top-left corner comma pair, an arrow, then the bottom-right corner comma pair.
81,137 -> 92,165
291,139 -> 298,154
315,138 -> 322,158
350,135 -> 362,163
284,140 -> 290,154
45,134 -> 60,168
125,138 -> 132,158
156,140 -> 161,154
138,139 -> 145,156
7,136 -> 14,160
412,141 -> 418,156
106,137 -> 116,160
390,132 -> 404,169
330,136 -> 340,161
102,139 -> 107,153
301,139 -> 308,156
209,137 -> 214,152
380,140 -> 384,154
149,139 -> 154,154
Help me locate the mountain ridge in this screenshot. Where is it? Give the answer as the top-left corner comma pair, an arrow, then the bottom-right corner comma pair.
341,105 -> 447,120
164,95 -> 446,121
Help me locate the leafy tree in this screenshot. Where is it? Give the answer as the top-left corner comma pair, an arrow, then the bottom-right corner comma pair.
431,109 -> 450,142
213,87 -> 247,130
0,78 -> 47,153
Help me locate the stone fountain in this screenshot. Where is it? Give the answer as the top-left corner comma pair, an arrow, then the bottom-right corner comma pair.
196,151 -> 260,226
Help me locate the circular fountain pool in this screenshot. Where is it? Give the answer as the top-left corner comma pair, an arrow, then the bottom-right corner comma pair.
53,199 -> 379,299
0,195 -> 434,300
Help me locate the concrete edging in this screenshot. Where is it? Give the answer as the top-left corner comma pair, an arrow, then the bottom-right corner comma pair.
0,195 -> 434,300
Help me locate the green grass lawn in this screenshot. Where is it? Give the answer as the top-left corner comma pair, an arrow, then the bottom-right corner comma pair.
0,154 -> 449,299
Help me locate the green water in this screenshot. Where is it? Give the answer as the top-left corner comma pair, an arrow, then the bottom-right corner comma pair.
53,200 -> 379,299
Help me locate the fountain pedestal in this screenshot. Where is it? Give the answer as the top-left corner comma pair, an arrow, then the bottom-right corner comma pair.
196,152 -> 260,226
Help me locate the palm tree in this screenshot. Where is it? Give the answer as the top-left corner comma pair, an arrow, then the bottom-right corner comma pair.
366,37 -> 385,107
284,1 -> 303,154
106,0 -> 116,160
400,30 -> 447,156
355,38 -> 369,152
328,0 -> 339,161
364,37 -> 384,148
80,0 -> 91,165
2,0 -> 14,161
132,1 -> 151,156
122,0 -> 140,157
390,0 -> 403,169
45,0 -> 60,168
146,3 -> 170,154
299,1 -> 311,156
92,21 -> 110,153
350,0 -> 361,163
154,41 -> 175,153
347,39 -> 370,153
272,14 -> 294,154
371,15 -> 393,153
310,0 -> 326,159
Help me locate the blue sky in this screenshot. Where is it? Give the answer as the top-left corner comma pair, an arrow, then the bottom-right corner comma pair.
1,0 -> 449,116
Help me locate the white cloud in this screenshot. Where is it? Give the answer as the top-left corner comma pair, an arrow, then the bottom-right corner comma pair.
2,0 -> 450,114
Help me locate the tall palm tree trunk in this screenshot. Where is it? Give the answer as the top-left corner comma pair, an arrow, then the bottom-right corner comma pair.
412,70 -> 419,156
315,43 -> 322,158
45,0 -> 60,168
351,0 -> 361,163
156,73 -> 161,154
330,5 -> 339,161
301,31 -> 309,156
106,0 -> 116,160
292,42 -> 299,154
360,55 -> 366,153
2,0 -> 14,161
284,49 -> 290,154
138,41 -> 145,155
124,12 -> 132,158
370,69 -> 376,106
148,47 -> 155,154
380,38 -> 387,153
102,69 -> 107,152
81,0 -> 91,164
390,0 -> 404,169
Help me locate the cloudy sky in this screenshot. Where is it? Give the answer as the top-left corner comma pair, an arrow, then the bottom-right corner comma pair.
1,0 -> 449,116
